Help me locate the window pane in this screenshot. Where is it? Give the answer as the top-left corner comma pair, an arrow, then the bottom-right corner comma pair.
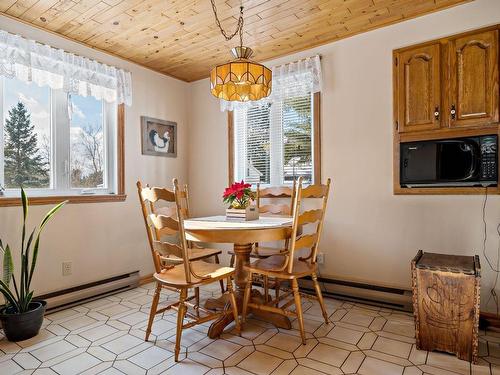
2,78 -> 51,189
245,105 -> 271,184
282,95 -> 313,184
69,95 -> 106,189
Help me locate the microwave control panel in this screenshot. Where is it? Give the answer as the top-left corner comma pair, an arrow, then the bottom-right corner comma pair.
480,136 -> 498,181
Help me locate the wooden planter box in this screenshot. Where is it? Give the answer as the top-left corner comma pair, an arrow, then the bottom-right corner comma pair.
411,250 -> 481,363
226,206 -> 259,221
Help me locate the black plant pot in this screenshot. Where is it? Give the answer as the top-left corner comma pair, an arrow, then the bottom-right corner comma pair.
0,301 -> 47,342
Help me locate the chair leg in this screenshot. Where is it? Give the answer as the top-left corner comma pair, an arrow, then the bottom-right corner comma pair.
219,279 -> 225,294
145,282 -> 161,341
226,278 -> 241,335
214,254 -> 225,293
241,272 -> 253,325
275,280 -> 281,307
292,279 -> 306,345
312,272 -> 329,324
174,288 -> 188,362
194,287 -> 200,316
263,276 -> 269,302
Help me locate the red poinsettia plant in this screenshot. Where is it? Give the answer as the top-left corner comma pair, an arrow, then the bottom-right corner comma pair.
223,180 -> 255,209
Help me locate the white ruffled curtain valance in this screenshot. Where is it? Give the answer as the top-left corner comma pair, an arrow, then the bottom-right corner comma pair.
0,29 -> 132,105
220,55 -> 322,112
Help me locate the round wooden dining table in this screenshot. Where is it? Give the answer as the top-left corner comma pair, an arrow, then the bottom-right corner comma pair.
183,215 -> 293,338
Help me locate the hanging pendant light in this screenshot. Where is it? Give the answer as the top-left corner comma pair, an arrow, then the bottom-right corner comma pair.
209,3 -> 272,102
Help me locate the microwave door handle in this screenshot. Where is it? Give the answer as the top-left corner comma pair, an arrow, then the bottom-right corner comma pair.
462,145 -> 480,181
463,163 -> 476,181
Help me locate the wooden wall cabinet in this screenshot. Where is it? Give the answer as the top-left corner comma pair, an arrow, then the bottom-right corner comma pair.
394,28 -> 499,133
396,44 -> 441,133
447,30 -> 499,128
393,26 -> 500,195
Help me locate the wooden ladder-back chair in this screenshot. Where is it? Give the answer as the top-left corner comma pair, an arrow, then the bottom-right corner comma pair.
139,181 -> 225,293
137,179 -> 240,361
241,177 -> 331,344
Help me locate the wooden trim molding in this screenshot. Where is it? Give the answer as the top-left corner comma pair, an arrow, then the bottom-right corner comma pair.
139,274 -> 154,286
227,93 -> 322,184
0,104 -> 126,206
313,92 -> 322,184
117,103 -> 126,196
0,194 -> 126,207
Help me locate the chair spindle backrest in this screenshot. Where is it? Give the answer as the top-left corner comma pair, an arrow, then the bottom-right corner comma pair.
287,177 -> 331,274
181,184 -> 191,218
137,180 -> 190,279
256,182 -> 295,216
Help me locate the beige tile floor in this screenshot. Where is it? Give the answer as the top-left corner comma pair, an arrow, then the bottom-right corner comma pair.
0,281 -> 498,375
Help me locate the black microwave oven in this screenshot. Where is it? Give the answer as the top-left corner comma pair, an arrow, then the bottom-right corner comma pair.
400,135 -> 498,187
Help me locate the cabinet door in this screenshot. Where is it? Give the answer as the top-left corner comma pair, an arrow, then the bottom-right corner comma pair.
396,44 -> 442,133
448,30 -> 499,128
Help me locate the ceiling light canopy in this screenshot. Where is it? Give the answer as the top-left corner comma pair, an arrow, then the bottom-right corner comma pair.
209,3 -> 272,102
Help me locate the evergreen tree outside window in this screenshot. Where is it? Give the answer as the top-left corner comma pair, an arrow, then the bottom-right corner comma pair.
4,102 -> 49,188
2,79 -> 51,190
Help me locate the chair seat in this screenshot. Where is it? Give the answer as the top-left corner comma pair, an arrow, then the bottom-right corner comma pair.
245,254 -> 316,279
189,247 -> 222,260
254,246 -> 286,256
161,247 -> 221,264
228,245 -> 286,259
154,261 -> 234,287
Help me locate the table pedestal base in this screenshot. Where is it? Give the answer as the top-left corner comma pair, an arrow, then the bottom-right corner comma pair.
206,242 -> 291,339
206,289 -> 291,339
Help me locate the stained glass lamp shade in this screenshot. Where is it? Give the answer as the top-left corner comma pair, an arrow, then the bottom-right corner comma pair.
210,46 -> 272,102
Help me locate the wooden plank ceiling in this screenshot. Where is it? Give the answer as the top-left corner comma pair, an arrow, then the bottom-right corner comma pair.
0,0 -> 472,82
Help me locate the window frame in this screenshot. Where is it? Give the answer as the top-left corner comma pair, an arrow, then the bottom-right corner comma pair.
228,92 -> 321,186
0,103 -> 125,207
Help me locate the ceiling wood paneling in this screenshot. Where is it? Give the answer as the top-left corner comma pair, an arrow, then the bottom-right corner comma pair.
0,0 -> 472,81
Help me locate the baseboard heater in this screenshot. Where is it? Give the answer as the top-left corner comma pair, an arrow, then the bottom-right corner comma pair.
36,271 -> 140,312
298,275 -> 413,312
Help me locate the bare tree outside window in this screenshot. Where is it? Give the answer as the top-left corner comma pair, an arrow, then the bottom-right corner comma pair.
71,125 -> 104,188
69,95 -> 105,189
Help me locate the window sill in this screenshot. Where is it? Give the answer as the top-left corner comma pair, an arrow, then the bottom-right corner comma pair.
0,194 -> 127,207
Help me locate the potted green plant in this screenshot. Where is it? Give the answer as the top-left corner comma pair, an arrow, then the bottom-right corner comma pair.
223,180 -> 258,221
0,189 -> 66,341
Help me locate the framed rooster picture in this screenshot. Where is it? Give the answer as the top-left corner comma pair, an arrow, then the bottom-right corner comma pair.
141,116 -> 177,157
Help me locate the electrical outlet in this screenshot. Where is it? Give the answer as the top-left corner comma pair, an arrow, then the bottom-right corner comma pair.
317,253 -> 325,264
62,262 -> 72,276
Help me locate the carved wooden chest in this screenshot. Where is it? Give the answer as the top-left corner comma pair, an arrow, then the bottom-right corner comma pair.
411,250 -> 480,363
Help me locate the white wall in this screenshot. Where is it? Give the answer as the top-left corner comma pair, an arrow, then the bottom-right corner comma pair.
188,0 -> 500,311
0,15 -> 190,295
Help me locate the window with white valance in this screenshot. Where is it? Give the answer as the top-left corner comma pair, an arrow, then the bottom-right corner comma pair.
0,29 -> 128,204
230,56 -> 322,186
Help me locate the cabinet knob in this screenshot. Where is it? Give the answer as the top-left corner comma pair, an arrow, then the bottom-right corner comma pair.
450,105 -> 456,120
434,106 -> 440,120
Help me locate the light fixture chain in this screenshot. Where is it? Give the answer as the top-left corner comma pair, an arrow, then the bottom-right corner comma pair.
210,0 -> 244,44
239,7 -> 244,48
